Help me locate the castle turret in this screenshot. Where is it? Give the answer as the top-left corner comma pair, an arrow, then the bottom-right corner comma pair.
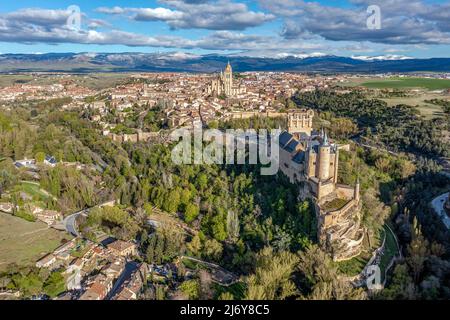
317,132 -> 331,180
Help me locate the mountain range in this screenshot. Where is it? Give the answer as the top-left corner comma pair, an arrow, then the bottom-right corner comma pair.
0,52 -> 449,73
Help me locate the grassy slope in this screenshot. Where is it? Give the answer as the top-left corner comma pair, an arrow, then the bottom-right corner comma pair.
0,212 -> 72,271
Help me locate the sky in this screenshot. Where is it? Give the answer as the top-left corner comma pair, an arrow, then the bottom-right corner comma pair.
0,0 -> 449,58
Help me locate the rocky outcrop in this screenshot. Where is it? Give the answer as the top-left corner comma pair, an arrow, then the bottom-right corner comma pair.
316,195 -> 365,261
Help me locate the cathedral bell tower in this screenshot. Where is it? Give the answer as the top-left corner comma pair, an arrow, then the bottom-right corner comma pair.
224,61 -> 233,96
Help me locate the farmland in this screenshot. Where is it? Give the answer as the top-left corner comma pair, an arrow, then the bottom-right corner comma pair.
342,77 -> 450,90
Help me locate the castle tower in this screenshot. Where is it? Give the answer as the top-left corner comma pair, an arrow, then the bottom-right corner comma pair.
317,132 -> 331,180
287,110 -> 313,135
305,141 -> 316,177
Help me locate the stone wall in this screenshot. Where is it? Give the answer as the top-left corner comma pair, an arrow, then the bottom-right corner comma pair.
225,111 -> 286,120
107,130 -> 160,143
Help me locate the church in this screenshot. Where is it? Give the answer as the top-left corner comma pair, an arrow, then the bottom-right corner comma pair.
206,62 -> 245,98
279,110 -> 365,261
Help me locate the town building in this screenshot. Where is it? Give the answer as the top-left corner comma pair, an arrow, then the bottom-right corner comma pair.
36,253 -> 57,269
107,240 -> 138,257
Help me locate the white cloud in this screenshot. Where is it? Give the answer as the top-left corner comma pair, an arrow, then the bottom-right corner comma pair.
0,8 -> 323,54
260,0 -> 450,45
97,1 -> 275,30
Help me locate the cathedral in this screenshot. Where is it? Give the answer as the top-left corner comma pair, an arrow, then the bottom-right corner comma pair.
279,110 -> 365,261
206,62 -> 245,97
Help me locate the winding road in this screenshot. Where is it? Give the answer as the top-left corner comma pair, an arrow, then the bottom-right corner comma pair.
61,201 -> 117,237
431,192 -> 450,229
62,209 -> 88,237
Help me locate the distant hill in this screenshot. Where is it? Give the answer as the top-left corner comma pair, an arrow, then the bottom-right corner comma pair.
0,52 -> 449,73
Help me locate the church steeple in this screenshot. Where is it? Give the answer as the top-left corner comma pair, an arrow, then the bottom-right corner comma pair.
225,61 -> 232,73
223,61 -> 232,96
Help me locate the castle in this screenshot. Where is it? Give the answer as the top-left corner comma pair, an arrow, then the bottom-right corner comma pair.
279,110 -> 364,261
206,62 -> 245,97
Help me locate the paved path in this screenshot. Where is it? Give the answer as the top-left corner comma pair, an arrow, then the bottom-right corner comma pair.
431,192 -> 450,229
62,209 -> 89,237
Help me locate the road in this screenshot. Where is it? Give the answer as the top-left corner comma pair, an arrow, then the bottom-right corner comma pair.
61,200 -> 117,237
62,209 -> 89,237
431,192 -> 450,229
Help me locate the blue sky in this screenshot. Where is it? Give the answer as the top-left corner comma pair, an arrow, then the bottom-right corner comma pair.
0,0 -> 449,58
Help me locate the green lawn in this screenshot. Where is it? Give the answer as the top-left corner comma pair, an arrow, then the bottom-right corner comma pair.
336,255 -> 369,276
214,282 -> 246,300
0,212 -> 72,271
337,228 -> 384,276
321,198 -> 349,211
14,181 -> 52,202
379,225 -> 399,281
181,258 -> 200,270
361,78 -> 450,90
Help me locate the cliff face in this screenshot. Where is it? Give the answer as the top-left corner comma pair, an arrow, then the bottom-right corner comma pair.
316,195 -> 365,262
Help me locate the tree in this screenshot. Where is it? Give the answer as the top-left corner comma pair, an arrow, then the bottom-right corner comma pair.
375,157 -> 390,173
179,279 -> 200,299
208,120 -> 219,129
297,245 -> 365,300
226,210 -> 240,243
245,247 -> 298,300
143,203 -> 153,216
197,173 -> 208,191
378,264 -> 416,300
211,213 -> 227,241
0,159 -> 17,197
203,239 -> 223,261
11,270 -> 44,297
407,218 -> 429,283
164,189 -> 181,213
43,271 -> 66,298
187,234 -> 202,256
184,203 -> 200,223
35,152 -> 46,163
218,292 -> 234,300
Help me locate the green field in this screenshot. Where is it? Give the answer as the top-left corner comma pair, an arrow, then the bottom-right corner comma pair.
0,213 -> 72,271
14,181 -> 52,202
360,77 -> 450,90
